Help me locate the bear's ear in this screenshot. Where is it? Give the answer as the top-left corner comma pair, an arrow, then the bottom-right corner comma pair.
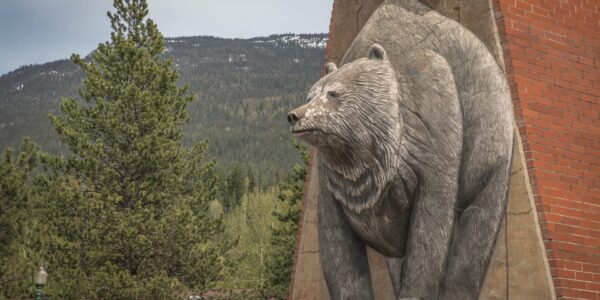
368,44 -> 387,61
324,62 -> 337,75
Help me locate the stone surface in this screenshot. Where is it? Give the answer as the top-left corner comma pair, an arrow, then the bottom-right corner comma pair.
479,134 -> 555,299
290,151 -> 328,300
367,247 -> 395,300
290,0 -> 555,298
421,0 -> 504,68
324,0 -> 385,66
480,218 -> 509,299
505,134 -> 555,299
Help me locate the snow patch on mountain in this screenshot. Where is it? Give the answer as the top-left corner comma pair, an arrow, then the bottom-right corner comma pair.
36,70 -> 65,77
255,34 -> 327,49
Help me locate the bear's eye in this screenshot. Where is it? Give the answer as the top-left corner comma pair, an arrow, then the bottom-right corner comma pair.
327,91 -> 338,98
306,97 -> 312,103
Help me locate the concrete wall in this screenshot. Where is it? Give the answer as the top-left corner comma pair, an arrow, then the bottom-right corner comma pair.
290,0 -> 556,298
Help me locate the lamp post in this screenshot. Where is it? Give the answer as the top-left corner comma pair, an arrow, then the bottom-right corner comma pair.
34,266 -> 47,300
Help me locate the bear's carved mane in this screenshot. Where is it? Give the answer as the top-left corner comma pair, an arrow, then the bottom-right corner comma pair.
320,142 -> 401,214
317,61 -> 404,213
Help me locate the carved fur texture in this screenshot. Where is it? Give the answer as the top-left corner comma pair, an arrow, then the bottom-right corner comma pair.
288,0 -> 513,299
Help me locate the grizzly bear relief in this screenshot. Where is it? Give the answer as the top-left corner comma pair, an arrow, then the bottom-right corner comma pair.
286,0 -> 513,299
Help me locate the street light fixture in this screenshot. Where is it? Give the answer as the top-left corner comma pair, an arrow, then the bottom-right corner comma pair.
34,266 -> 47,300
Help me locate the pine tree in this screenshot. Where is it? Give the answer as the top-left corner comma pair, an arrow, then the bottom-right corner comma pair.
39,0 -> 226,298
262,141 -> 307,299
0,140 -> 46,299
222,165 -> 248,212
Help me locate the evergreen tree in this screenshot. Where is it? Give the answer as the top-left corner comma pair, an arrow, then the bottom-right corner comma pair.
0,140 -> 45,299
37,0 -> 226,298
222,165 -> 248,212
246,165 -> 258,192
262,141 -> 307,299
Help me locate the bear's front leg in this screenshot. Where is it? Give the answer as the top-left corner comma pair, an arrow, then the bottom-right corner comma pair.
397,174 -> 458,300
318,178 -> 373,300
395,50 -> 462,299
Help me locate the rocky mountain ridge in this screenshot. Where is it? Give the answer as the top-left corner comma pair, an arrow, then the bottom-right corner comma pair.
0,33 -> 327,183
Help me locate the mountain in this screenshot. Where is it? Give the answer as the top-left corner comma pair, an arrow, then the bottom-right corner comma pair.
0,33 -> 326,184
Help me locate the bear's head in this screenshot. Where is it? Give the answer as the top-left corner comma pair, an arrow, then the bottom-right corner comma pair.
287,44 -> 400,163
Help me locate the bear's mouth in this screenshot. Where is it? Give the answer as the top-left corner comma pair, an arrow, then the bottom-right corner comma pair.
292,127 -> 320,134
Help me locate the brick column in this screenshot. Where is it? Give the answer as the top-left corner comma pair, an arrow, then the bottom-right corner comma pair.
493,0 -> 600,298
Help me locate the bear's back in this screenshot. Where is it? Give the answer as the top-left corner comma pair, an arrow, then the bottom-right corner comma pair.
340,0 -> 514,202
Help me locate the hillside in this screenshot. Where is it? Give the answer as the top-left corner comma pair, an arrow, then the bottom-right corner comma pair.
0,33 -> 326,184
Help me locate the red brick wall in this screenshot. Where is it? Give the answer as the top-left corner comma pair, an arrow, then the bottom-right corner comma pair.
493,0 -> 600,298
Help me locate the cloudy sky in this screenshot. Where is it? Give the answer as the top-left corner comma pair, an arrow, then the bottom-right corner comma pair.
0,0 -> 333,75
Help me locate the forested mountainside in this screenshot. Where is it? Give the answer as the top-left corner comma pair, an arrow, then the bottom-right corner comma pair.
0,33 -> 325,184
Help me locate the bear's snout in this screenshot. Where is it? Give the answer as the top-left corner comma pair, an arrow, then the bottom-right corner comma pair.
287,105 -> 307,126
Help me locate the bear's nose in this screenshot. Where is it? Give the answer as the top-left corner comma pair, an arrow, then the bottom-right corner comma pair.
287,112 -> 300,125
287,106 -> 306,125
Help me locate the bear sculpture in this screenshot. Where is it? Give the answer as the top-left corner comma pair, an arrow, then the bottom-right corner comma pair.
287,0 -> 514,299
